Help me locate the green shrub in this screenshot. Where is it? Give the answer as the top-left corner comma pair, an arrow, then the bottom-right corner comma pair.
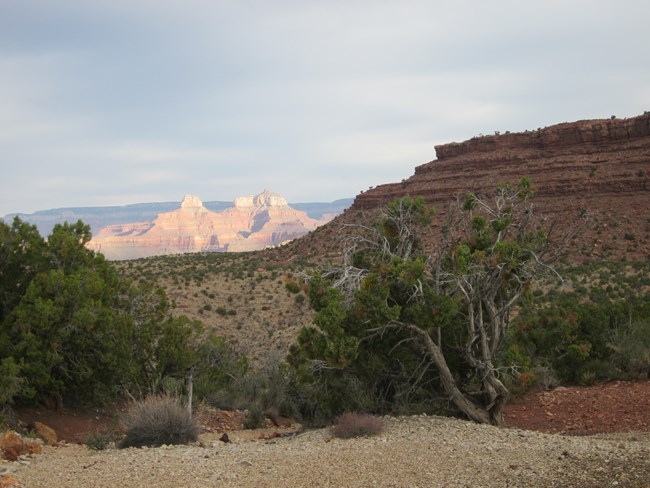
578,370 -> 597,386
285,280 -> 301,294
243,404 -> 266,429
530,363 -> 560,390
0,358 -> 22,405
119,395 -> 198,448
205,358 -> 299,421
329,412 -> 385,439
608,319 -> 650,378
84,429 -> 116,450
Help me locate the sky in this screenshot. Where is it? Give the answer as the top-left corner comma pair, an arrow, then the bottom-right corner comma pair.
1,0 -> 649,216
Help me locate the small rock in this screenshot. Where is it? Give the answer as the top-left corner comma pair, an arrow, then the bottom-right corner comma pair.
0,431 -> 42,461
33,421 -> 57,446
239,460 -> 253,467
0,474 -> 19,488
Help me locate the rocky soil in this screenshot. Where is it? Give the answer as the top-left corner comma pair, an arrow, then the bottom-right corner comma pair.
3,414 -> 649,488
4,381 -> 650,488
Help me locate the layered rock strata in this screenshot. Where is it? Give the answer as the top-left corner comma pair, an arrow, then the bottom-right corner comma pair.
88,191 -> 325,260
286,113 -> 650,262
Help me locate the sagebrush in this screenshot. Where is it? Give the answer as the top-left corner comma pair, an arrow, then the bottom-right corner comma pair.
329,412 -> 385,439
119,395 -> 198,448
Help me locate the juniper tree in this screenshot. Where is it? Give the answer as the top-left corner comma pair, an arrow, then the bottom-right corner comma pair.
290,179 -> 579,425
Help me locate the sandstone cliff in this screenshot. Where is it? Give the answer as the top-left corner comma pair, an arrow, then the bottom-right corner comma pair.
88,191 -> 324,260
283,113 -> 650,262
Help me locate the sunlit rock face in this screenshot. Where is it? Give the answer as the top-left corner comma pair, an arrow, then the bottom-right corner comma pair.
87,191 -> 325,260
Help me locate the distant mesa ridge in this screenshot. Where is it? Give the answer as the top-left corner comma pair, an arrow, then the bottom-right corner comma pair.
2,195 -> 353,240
351,112 -> 650,211
87,190 -> 337,260
288,112 -> 650,263
433,114 -> 650,160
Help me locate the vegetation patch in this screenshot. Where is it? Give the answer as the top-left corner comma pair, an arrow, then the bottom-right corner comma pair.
119,395 -> 198,448
330,412 -> 385,439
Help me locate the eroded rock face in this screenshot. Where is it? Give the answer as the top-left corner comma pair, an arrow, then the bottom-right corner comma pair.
88,191 -> 322,260
33,422 -> 57,447
0,431 -> 42,461
288,113 -> 650,263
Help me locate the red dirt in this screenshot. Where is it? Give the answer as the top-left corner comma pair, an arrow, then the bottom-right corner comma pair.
12,380 -> 650,443
16,407 -> 121,444
504,380 -> 650,435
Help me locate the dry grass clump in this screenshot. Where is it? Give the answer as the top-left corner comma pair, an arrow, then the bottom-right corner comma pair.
119,395 -> 198,448
329,412 -> 385,439
84,428 -> 120,451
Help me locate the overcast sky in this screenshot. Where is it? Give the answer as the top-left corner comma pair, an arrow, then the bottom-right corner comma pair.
1,0 -> 649,215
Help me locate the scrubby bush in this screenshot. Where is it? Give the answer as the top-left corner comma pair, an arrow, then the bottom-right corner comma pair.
329,412 -> 385,439
243,405 -> 266,429
205,357 -> 300,426
608,319 -> 650,378
84,429 -> 116,451
119,395 -> 198,448
285,280 -> 301,294
506,258 -> 650,389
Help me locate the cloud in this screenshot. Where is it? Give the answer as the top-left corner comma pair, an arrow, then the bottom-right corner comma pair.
1,0 -> 649,216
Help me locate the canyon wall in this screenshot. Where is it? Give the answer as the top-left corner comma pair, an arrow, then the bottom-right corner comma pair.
287,113 -> 650,262
88,190 -> 330,260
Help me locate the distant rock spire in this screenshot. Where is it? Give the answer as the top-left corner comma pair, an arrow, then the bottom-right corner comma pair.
254,189 -> 288,207
234,190 -> 288,208
180,195 -> 204,209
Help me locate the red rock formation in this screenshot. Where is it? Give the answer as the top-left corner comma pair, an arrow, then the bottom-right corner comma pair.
0,431 -> 42,461
33,421 -> 57,447
285,113 -> 650,263
88,191 -> 322,260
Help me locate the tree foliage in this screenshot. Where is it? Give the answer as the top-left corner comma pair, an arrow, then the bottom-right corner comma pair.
289,180 -> 576,425
509,281 -> 650,385
288,197 -> 453,422
0,217 -> 240,408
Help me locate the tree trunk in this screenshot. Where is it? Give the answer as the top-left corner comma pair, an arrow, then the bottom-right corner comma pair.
382,321 -> 494,425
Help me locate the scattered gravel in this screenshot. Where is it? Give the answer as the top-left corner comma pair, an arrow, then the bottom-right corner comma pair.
4,415 -> 649,487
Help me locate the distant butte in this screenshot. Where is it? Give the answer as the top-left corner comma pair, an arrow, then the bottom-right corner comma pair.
88,190 -> 332,260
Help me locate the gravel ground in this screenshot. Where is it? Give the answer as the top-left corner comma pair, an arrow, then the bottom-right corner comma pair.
3,415 -> 649,488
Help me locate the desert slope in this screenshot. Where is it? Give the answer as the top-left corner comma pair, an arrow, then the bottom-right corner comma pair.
284,113 -> 650,263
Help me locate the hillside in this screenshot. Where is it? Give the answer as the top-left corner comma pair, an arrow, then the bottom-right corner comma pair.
112,113 -> 650,362
116,253 -> 648,366
115,253 -> 315,364
284,113 -> 650,263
